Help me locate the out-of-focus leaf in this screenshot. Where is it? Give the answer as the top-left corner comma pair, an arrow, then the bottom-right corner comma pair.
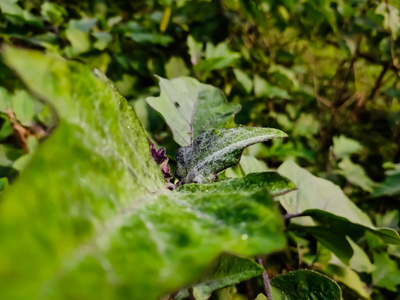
93,32 -> 112,50
1,47 -> 286,300
125,32 -> 173,46
372,251 -> 400,292
233,69 -> 253,94
12,136 -> 38,171
175,127 -> 287,184
348,237 -> 375,273
269,64 -> 299,88
376,3 -> 400,39
0,177 -> 8,193
376,210 -> 399,230
68,18 -> 98,33
11,90 -> 36,126
40,2 -> 66,26
175,254 -> 263,300
195,42 -> 240,74
177,171 -> 296,197
147,76 -> 241,146
65,28 -> 91,55
0,87 -> 12,113
0,144 -> 24,167
338,157 -> 376,192
165,56 -> 190,79
239,155 -> 268,175
271,270 -> 342,300
332,135 -> 363,159
254,75 -> 291,99
0,0 -> 23,16
187,35 -> 203,65
215,285 -> 247,300
0,116 -> 13,141
372,165 -> 400,197
325,258 -> 371,299
290,225 -> 354,264
255,294 -> 267,300
292,113 -> 319,138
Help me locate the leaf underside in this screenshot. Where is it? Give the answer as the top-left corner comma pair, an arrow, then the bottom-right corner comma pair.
146,76 -> 241,146
0,46 -> 286,300
277,160 -> 400,245
175,127 -> 288,184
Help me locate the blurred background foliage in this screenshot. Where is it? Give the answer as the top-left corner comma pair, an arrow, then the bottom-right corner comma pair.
0,0 -> 400,299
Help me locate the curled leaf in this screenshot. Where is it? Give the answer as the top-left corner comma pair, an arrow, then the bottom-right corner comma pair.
175,127 -> 287,184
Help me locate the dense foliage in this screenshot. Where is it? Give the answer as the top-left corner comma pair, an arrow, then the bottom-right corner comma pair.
1,0 -> 400,299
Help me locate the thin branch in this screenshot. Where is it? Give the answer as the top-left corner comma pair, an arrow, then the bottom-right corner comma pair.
368,63 -> 389,99
256,257 -> 273,300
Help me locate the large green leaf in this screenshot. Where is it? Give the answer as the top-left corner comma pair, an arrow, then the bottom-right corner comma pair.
175,254 -> 263,300
278,160 -> 400,244
271,269 -> 342,300
0,46 -> 286,299
146,76 -> 241,146
175,127 -> 288,184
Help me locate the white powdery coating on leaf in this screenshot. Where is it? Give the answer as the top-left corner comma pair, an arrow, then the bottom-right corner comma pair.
176,127 -> 287,184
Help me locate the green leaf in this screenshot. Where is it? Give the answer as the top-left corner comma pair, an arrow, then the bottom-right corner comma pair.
147,76 -> 241,146
1,46 -> 286,299
0,115 -> 13,141
278,160 -> 400,244
338,157 -> 376,192
175,254 -> 263,300
195,42 -> 240,74
40,2 -> 67,26
178,171 -> 296,197
125,32 -> 173,46
376,3 -> 400,39
254,75 -> 291,99
290,225 -> 354,264
0,177 -> 8,194
93,32 -> 113,51
371,165 -> 400,197
332,135 -> 363,159
271,270 -> 342,300
255,294 -> 267,300
278,159 -> 373,226
187,35 -> 203,65
325,260 -> 371,299
372,251 -> 400,292
0,0 -> 23,16
11,90 -> 36,126
0,86 -> 12,113
65,28 -> 91,56
233,69 -> 253,94
239,155 -> 268,175
0,143 -> 24,167
165,56 -> 190,79
175,127 -> 288,184
347,237 -> 375,274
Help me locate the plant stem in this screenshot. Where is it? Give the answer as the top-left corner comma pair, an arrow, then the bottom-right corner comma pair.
256,257 -> 273,300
